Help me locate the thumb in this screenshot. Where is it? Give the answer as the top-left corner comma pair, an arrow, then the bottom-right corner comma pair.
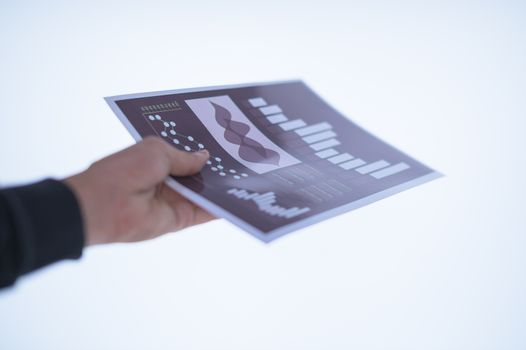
165,147 -> 210,177
139,137 -> 209,177
128,137 -> 209,188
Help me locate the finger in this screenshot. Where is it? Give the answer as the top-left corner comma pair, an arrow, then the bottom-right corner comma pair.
160,185 -> 216,228
141,137 -> 210,177
177,201 -> 216,229
168,148 -> 209,177
192,206 -> 216,225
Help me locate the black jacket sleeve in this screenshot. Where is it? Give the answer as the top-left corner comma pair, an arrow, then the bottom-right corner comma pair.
0,179 -> 84,288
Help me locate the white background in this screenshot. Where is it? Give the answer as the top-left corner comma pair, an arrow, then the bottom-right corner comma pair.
1,0 -> 525,349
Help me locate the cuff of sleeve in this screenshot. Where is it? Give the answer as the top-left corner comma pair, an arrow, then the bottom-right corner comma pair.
4,179 -> 85,274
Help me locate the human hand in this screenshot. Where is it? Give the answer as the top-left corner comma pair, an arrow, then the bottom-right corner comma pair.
65,137 -> 215,246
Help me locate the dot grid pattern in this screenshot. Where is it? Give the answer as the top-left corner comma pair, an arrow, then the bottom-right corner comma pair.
148,114 -> 249,180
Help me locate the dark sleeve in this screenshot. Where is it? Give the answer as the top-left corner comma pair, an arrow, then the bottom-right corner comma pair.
0,179 -> 85,288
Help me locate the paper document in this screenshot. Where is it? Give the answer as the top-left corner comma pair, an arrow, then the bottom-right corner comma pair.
106,80 -> 440,242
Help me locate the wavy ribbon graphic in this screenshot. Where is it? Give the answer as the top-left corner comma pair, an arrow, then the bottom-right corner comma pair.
211,101 -> 281,166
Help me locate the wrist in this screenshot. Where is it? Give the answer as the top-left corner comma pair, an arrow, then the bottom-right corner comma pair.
64,172 -> 104,246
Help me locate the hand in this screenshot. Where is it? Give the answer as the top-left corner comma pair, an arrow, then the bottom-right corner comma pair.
65,137 -> 215,246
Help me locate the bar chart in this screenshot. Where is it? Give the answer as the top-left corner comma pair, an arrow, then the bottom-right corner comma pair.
227,188 -> 311,219
248,97 -> 411,180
